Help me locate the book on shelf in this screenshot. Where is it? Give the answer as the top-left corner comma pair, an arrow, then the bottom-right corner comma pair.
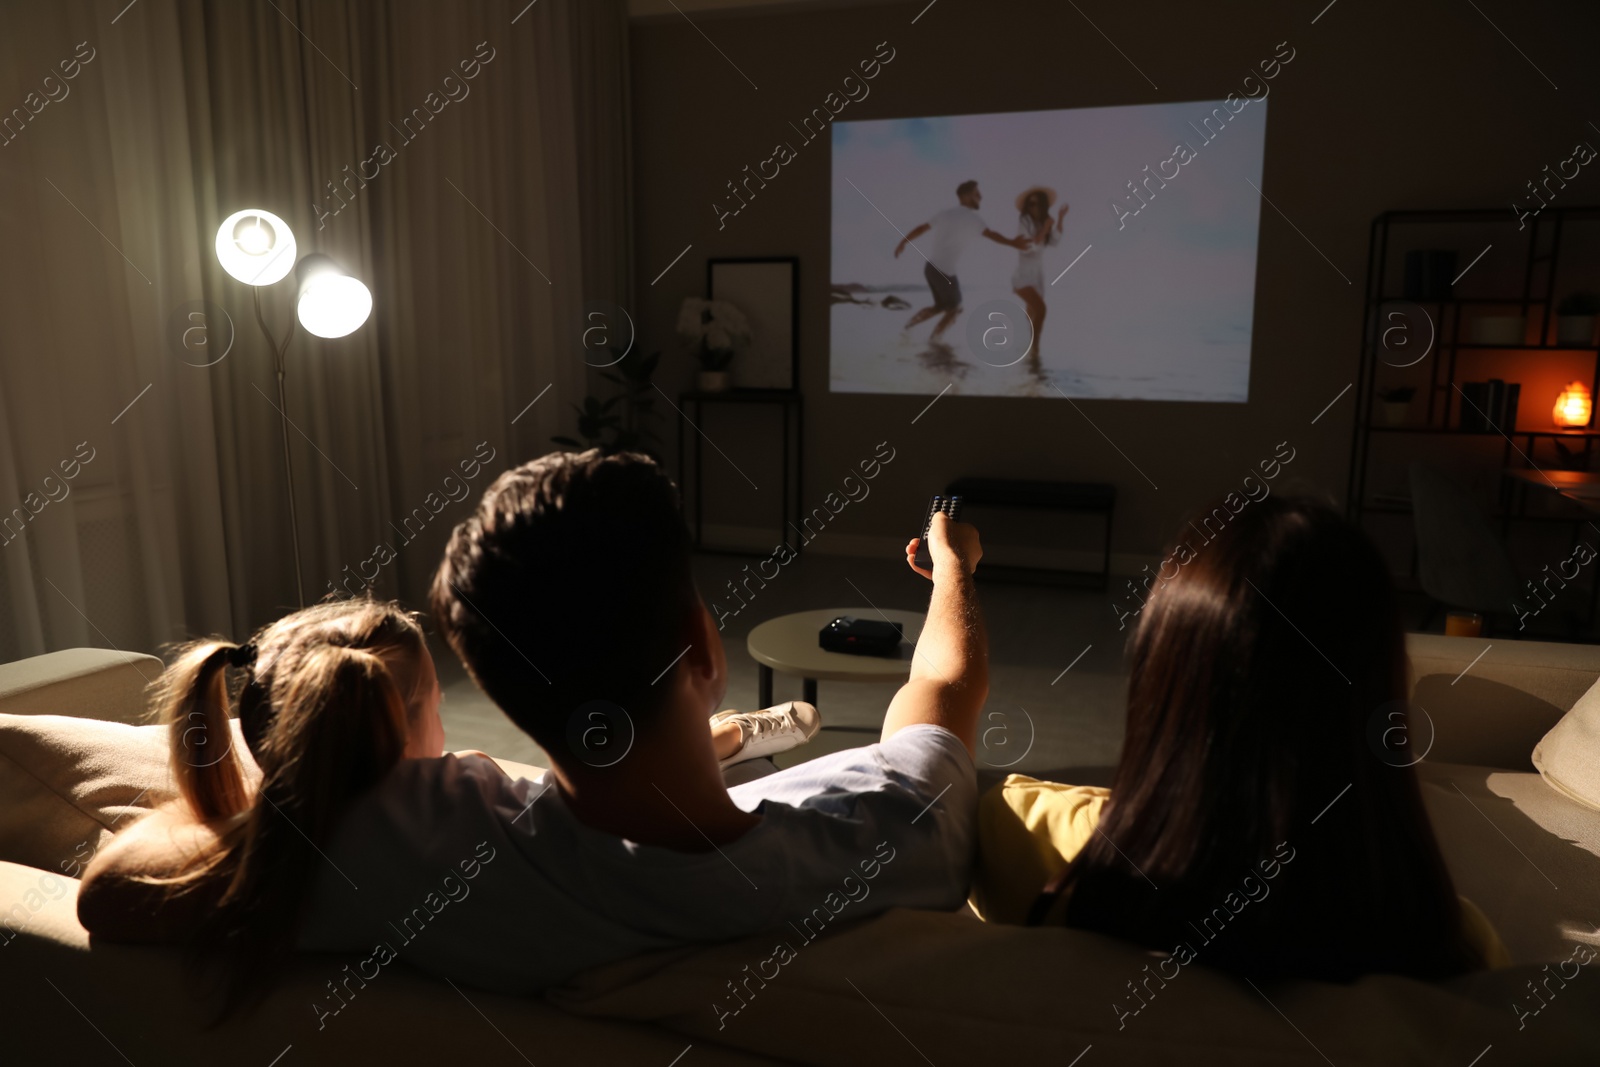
1458,378 -> 1519,431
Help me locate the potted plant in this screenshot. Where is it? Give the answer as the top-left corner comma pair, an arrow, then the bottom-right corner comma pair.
697,344 -> 735,393
677,297 -> 751,392
1557,292 -> 1599,345
551,347 -> 663,457
1379,386 -> 1415,426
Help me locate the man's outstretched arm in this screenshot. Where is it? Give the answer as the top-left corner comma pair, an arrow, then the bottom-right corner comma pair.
881,512 -> 988,757
982,228 -> 1030,250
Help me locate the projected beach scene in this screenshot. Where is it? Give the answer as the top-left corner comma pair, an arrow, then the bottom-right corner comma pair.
830,99 -> 1267,401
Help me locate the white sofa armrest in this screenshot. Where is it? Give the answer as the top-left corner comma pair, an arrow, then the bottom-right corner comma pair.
0,649 -> 162,725
1407,633 -> 1600,771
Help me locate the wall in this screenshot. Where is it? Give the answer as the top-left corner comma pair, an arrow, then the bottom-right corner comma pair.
630,0 -> 1600,565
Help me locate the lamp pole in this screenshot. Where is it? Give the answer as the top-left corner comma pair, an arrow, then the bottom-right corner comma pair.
217,210 -> 370,609
252,285 -> 304,607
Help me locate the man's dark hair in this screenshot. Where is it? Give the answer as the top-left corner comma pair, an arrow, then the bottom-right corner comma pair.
430,450 -> 699,756
956,179 -> 979,198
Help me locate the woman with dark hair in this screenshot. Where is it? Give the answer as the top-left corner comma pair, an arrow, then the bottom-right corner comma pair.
971,495 -> 1506,980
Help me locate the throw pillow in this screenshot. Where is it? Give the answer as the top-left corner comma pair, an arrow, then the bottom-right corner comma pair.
1532,677 -> 1600,811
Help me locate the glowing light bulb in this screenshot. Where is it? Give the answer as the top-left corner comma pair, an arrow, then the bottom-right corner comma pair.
294,253 -> 372,339
215,208 -> 296,286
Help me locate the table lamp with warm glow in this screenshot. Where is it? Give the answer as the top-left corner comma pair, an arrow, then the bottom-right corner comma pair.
1554,380 -> 1592,429
213,209 -> 373,606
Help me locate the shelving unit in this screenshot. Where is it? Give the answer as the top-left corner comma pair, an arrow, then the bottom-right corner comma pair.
1347,207 -> 1600,533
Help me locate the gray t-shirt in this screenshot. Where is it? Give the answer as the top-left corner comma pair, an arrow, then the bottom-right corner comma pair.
298,724 -> 976,994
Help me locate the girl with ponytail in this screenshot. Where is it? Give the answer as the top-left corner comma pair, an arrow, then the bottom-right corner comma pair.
77,599 -> 448,1017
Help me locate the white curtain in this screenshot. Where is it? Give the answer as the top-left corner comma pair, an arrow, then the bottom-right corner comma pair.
0,0 -> 631,660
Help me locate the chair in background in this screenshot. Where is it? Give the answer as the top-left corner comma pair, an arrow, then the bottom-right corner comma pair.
1408,462 -> 1523,633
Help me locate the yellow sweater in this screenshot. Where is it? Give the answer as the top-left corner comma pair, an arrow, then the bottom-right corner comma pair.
970,775 -> 1510,969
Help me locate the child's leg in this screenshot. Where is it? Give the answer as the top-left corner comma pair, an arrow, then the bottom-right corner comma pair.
711,717 -> 743,760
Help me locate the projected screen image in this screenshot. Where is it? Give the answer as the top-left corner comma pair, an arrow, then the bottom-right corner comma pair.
830,99 -> 1267,402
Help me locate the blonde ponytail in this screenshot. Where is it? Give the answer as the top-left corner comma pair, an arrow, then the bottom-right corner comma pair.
155,641 -> 251,823
246,646 -> 408,857
130,599 -> 426,1020
199,644 -> 409,1017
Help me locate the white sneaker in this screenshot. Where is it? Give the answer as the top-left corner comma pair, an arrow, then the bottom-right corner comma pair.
712,701 -> 821,768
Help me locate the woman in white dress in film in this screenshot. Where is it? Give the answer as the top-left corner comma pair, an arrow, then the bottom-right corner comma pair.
1011,186 -> 1069,367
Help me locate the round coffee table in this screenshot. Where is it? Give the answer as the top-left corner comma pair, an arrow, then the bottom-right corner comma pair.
745,607 -> 925,711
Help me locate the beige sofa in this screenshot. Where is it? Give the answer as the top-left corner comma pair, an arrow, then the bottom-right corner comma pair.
1,639 -> 1598,1065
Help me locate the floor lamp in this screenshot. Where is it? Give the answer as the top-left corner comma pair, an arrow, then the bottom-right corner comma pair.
214,209 -> 373,607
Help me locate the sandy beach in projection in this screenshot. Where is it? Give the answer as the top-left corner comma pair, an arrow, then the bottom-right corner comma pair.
829,283 -> 1252,401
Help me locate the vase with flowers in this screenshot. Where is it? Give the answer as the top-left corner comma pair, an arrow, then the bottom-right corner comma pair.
678,297 -> 752,392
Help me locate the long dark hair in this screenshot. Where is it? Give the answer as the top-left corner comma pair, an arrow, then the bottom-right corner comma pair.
1020,189 -> 1050,229
1040,495 -> 1479,980
150,599 -> 427,1017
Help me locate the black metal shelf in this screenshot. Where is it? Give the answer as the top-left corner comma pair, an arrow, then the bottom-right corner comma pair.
1348,206 -> 1600,581
1368,426 -> 1600,437
1359,501 -> 1581,524
1450,342 -> 1600,351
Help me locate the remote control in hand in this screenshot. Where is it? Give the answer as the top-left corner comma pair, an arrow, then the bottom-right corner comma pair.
914,494 -> 964,571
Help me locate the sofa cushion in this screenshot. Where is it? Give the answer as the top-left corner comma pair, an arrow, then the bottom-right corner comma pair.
0,712 -> 547,878
0,861 -> 758,1067
0,648 -> 164,724
3,859 -> 1597,1066
1407,634 -> 1599,770
1420,761 -> 1600,964
1532,675 -> 1600,811
0,713 -> 249,875
550,906 -> 1600,1065
969,775 -> 1107,923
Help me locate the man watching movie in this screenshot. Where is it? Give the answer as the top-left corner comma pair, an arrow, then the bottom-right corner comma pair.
301,449 -> 988,993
